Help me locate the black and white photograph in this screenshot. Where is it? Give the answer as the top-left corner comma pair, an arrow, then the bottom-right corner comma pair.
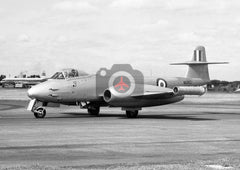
0,0 -> 240,169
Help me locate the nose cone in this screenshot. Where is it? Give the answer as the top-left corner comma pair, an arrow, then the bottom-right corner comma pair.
28,86 -> 38,99
27,84 -> 47,99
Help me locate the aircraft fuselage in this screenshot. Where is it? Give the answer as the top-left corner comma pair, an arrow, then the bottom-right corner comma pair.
28,75 -> 206,108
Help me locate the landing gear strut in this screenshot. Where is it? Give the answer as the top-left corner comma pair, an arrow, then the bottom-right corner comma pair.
88,106 -> 100,116
27,99 -> 47,119
126,110 -> 138,118
33,107 -> 46,118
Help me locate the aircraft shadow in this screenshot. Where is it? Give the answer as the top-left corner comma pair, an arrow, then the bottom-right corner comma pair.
56,112 -> 124,119
58,112 -> 217,121
203,111 -> 240,115
125,114 -> 217,121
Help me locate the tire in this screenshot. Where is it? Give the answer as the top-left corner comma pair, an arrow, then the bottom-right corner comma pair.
34,107 -> 46,118
88,107 -> 100,116
126,110 -> 138,118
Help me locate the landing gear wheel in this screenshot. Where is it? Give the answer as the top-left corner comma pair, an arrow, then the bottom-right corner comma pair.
88,107 -> 100,116
33,107 -> 46,118
126,110 -> 138,118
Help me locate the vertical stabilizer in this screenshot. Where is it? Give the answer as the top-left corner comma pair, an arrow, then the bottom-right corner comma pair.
171,46 -> 228,81
187,46 -> 210,81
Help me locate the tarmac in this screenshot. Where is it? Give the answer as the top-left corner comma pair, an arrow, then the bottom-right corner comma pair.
0,88 -> 240,169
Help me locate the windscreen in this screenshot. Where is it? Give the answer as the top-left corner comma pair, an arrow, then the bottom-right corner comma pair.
51,69 -> 89,79
51,72 -> 65,79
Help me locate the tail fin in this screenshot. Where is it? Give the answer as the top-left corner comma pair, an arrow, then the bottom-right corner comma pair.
171,46 -> 228,81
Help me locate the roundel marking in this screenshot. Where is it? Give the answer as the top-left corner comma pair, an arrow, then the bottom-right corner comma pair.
157,79 -> 167,87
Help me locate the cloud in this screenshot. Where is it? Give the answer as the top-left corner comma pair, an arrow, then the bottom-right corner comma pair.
165,0 -> 231,11
176,32 -> 200,42
109,0 -> 231,12
55,35 -> 69,43
0,35 -> 6,44
109,0 -> 167,9
174,31 -> 216,45
52,1 -> 97,12
109,0 -> 201,11
165,0 -> 199,10
149,19 -> 169,29
138,19 -> 170,32
110,0 -> 148,9
17,34 -> 30,42
0,0 -> 239,81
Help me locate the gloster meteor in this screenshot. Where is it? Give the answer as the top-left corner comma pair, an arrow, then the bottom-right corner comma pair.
27,46 -> 227,118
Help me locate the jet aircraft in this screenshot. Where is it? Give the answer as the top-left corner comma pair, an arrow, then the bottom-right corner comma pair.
27,46 -> 227,118
1,77 -> 47,88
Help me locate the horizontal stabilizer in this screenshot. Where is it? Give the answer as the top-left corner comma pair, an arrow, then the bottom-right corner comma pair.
170,46 -> 228,81
171,61 -> 229,65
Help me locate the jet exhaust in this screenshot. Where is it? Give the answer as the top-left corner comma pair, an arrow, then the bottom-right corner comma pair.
103,89 -> 112,102
103,88 -> 138,107
103,88 -> 128,104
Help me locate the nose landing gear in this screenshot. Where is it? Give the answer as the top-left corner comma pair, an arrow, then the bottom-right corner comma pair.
27,99 -> 47,119
33,107 -> 46,118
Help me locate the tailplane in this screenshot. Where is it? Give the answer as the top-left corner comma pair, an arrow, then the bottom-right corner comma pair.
171,46 -> 228,81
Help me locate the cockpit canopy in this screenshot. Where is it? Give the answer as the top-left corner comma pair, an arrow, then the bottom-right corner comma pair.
51,68 -> 89,79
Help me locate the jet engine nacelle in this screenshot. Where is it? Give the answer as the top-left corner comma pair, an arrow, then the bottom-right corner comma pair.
103,87 -> 141,107
103,86 -> 185,108
103,88 -> 115,103
103,88 -> 129,106
173,86 -> 206,96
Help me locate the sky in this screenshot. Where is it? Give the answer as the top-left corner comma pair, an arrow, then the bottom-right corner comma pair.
0,0 -> 239,81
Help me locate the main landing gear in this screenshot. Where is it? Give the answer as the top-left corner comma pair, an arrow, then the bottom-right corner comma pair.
126,110 -> 138,118
80,102 -> 100,116
87,106 -> 100,116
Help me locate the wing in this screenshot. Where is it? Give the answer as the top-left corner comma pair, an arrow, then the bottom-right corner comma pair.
132,85 -> 174,99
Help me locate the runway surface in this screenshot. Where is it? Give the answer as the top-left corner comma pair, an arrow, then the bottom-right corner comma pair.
0,89 -> 240,169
